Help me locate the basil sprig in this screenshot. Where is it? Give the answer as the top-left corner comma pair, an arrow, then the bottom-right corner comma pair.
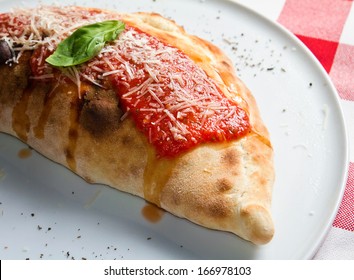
46,20 -> 125,67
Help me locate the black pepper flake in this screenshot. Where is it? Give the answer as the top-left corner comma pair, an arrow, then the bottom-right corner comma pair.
147,237 -> 152,240
309,82 -> 313,87
82,257 -> 87,260
31,213 -> 35,217
77,235 -> 81,239
37,225 -> 42,230
267,67 -> 274,71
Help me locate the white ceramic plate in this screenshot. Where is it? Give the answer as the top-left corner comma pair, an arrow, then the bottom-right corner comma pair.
0,0 -> 348,259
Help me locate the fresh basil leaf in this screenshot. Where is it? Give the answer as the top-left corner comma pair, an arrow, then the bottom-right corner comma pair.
46,20 -> 125,67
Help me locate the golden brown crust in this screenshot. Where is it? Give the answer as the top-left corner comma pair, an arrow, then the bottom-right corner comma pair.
0,8 -> 274,244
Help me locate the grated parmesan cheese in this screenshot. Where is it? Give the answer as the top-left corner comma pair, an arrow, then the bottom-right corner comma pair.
1,5 -> 250,156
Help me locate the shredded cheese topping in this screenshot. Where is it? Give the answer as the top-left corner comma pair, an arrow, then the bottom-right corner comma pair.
86,27 -> 248,146
0,5 -> 250,156
0,5 -> 112,63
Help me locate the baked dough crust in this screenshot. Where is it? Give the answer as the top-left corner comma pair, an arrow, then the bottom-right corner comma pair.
0,7 -> 274,244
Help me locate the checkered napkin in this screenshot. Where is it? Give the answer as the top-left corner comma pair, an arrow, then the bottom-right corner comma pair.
236,0 -> 354,259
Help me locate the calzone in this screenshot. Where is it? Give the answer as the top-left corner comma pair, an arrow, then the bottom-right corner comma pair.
0,5 -> 275,244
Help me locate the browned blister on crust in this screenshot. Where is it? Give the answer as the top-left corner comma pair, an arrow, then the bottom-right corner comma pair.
0,7 -> 274,244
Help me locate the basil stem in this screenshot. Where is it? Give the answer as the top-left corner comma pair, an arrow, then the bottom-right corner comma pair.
46,20 -> 125,67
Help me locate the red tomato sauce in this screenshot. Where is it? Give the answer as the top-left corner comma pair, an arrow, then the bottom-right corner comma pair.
4,13 -> 251,158
107,26 -> 251,157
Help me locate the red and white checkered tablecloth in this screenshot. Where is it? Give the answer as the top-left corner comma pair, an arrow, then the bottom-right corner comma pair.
236,0 -> 354,260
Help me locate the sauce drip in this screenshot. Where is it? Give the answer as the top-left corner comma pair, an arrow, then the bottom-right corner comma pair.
33,86 -> 57,139
12,85 -> 32,142
65,96 -> 82,172
18,147 -> 32,159
141,203 -> 165,223
143,146 -> 177,206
